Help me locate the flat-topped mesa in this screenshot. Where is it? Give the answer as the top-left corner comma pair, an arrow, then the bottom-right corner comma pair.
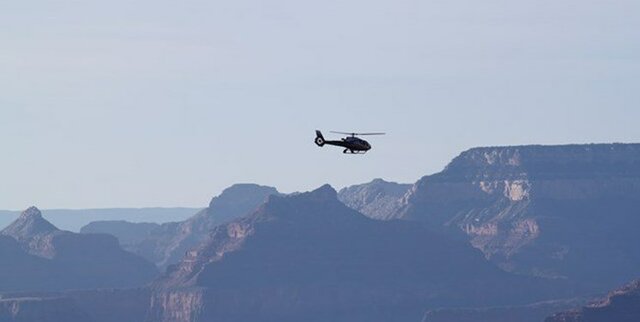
397,143 -> 640,291
1,206 -> 59,241
436,143 -> 640,181
404,143 -> 640,210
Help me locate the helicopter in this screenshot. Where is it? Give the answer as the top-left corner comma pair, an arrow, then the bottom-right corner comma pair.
314,130 -> 385,154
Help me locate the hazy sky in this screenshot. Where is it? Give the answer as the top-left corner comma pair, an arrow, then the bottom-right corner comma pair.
2,0 -> 639,209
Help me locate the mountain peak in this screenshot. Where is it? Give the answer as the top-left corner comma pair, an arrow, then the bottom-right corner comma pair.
1,206 -> 59,240
308,184 -> 337,199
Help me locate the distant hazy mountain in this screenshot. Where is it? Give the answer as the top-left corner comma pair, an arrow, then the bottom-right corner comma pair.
0,207 -> 158,292
338,178 -> 411,220
147,185 -> 565,322
132,184 -> 280,269
395,143 -> 640,292
80,221 -> 160,246
546,280 -> 640,322
0,208 -> 200,232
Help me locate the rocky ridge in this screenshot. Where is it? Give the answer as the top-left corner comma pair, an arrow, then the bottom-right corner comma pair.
338,178 -> 411,220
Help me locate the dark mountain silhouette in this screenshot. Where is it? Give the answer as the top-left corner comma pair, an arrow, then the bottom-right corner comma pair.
394,144 -> 640,291
0,207 -> 158,292
80,221 -> 160,247
546,280 -> 640,322
131,184 -> 279,268
147,185 -> 566,322
338,178 -> 411,220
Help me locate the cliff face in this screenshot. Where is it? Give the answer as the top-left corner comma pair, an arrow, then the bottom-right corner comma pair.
338,178 -> 411,220
0,207 -> 158,292
395,144 -> 640,290
546,280 -> 640,322
132,184 -> 279,269
147,185 -> 566,322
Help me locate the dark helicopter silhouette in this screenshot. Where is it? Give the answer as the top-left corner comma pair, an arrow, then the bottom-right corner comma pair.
314,130 -> 385,154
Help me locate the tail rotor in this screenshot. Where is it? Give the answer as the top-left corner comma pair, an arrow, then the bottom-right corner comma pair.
315,130 -> 325,147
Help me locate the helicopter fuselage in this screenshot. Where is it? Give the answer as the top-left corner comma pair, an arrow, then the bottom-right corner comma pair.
315,130 -> 373,153
324,137 -> 371,152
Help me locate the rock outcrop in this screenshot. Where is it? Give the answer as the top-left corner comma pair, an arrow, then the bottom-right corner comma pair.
396,144 -> 640,291
0,207 -> 158,292
147,185 -> 566,322
132,184 -> 279,269
338,178 -> 411,220
545,280 -> 640,322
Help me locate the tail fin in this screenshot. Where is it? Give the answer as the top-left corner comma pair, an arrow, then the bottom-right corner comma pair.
315,130 -> 325,147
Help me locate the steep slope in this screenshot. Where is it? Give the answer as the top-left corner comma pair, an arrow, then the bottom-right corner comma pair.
0,207 -> 158,292
338,178 -> 411,220
132,184 -> 279,268
1,207 -> 57,242
396,144 -> 640,291
148,185 -> 566,322
546,280 -> 640,322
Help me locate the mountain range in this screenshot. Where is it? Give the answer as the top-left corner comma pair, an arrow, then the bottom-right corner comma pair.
2,143 -> 640,321
0,208 -> 199,232
147,185 -> 566,322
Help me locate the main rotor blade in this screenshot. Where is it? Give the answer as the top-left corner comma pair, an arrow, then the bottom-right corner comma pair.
330,131 -> 354,135
357,132 -> 386,135
330,131 -> 386,136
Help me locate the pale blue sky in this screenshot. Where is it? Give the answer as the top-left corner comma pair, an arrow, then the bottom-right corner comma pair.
1,0 -> 639,209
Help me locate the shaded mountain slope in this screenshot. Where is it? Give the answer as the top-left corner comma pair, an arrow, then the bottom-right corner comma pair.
148,185 -> 568,322
0,207 -> 157,292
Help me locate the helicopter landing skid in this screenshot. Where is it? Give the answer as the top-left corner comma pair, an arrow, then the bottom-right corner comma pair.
343,149 -> 367,154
